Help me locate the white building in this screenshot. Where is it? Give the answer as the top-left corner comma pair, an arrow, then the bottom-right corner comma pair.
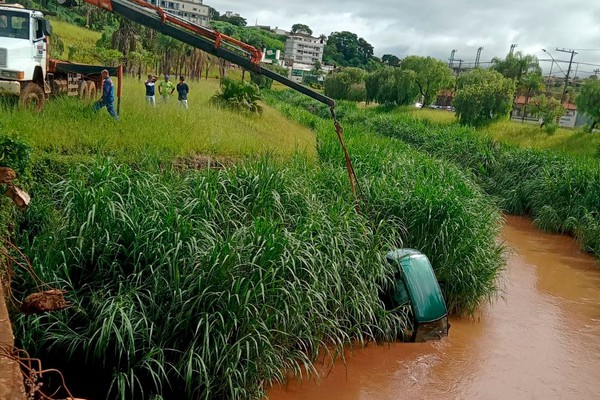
284,33 -> 325,66
147,0 -> 210,26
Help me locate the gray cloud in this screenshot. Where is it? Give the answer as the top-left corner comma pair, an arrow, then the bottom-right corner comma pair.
211,0 -> 600,76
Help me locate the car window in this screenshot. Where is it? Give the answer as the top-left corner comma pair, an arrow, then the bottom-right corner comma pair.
0,11 -> 30,40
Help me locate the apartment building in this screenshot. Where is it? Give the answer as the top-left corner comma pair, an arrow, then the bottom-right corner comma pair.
146,0 -> 210,26
284,33 -> 325,66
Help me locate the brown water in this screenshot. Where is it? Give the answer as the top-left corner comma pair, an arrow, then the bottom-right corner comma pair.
267,216 -> 600,400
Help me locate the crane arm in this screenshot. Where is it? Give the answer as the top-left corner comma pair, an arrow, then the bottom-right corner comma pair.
64,0 -> 335,107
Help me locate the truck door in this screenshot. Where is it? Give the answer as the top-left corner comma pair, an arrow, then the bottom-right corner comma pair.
32,17 -> 47,77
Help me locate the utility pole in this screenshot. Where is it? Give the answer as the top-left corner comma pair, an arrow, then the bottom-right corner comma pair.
449,49 -> 457,68
556,48 -> 578,103
475,47 -> 483,67
510,43 -> 518,55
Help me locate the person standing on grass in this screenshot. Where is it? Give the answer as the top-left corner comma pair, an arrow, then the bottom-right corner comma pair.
158,74 -> 175,103
145,74 -> 158,107
177,75 -> 190,109
93,69 -> 119,120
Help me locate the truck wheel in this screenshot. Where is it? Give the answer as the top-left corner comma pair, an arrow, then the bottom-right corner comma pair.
78,80 -> 89,99
87,81 -> 97,99
19,83 -> 45,111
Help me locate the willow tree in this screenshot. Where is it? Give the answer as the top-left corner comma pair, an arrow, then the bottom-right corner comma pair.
400,56 -> 453,106
454,69 -> 516,127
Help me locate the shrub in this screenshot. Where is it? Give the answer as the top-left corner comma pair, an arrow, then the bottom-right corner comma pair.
211,77 -> 263,114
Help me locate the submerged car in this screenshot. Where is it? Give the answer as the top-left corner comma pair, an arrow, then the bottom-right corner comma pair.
384,249 -> 449,342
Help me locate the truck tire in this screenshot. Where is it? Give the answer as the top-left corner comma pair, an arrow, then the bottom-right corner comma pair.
19,83 -> 45,111
78,80 -> 89,99
87,81 -> 97,99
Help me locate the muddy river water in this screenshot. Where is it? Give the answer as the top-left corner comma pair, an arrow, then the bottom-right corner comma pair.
267,216 -> 600,400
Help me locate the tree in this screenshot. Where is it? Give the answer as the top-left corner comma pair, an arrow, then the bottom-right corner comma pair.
291,24 -> 312,35
400,56 -> 453,106
531,95 -> 565,134
324,68 -> 366,101
576,79 -> 600,131
219,15 -> 247,27
453,69 -> 516,127
364,68 -> 418,105
382,54 -> 401,67
323,31 -> 374,68
518,72 -> 545,121
491,51 -> 541,82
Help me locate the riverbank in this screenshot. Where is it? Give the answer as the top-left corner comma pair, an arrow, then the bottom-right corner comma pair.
267,216 -> 600,400
266,91 -> 600,260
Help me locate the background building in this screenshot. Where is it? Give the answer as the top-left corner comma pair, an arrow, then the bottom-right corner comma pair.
147,0 -> 210,26
284,33 -> 325,66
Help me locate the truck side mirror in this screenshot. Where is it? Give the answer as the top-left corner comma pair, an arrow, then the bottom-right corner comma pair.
44,19 -> 52,36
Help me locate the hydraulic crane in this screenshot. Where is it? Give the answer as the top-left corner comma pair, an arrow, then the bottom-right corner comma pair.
55,0 -> 361,202
58,0 -> 335,107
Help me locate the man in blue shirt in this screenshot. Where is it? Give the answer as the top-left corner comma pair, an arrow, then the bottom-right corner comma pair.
176,75 -> 190,109
93,69 -> 119,120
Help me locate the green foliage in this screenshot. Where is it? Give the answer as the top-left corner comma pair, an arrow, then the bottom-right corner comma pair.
211,78 -> 263,114
491,51 -> 542,83
250,64 -> 288,89
381,54 -> 401,67
281,92 -> 600,258
454,69 -> 516,127
14,159 -> 405,399
0,131 -> 31,178
266,90 -> 505,314
576,79 -> 600,131
400,56 -> 453,106
365,68 -> 418,105
323,31 -> 374,68
291,23 -> 312,35
324,68 -> 366,101
531,95 -> 565,134
215,14 -> 247,27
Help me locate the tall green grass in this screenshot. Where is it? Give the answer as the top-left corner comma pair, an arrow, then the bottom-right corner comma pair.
268,90 -> 600,257
14,159 -> 405,399
266,94 -> 504,314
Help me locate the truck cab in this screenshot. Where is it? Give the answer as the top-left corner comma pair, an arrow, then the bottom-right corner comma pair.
0,4 -> 51,102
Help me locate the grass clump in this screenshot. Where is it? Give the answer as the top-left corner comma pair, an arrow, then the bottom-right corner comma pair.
211,77 -> 263,115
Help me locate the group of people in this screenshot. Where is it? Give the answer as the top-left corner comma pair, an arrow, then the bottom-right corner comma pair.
145,74 -> 190,109
92,70 -> 191,121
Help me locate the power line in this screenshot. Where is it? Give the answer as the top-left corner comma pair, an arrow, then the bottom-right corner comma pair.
556,48 -> 577,102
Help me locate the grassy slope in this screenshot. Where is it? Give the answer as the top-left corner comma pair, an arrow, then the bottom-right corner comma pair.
0,19 -> 316,163
405,108 -> 600,158
2,77 -> 317,163
47,17 -> 102,59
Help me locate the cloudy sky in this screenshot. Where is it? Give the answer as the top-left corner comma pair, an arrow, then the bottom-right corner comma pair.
211,0 -> 600,77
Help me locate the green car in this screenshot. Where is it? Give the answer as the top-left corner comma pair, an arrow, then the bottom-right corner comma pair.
385,249 -> 449,342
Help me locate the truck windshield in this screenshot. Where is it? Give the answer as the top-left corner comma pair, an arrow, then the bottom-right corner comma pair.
0,10 -> 30,40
